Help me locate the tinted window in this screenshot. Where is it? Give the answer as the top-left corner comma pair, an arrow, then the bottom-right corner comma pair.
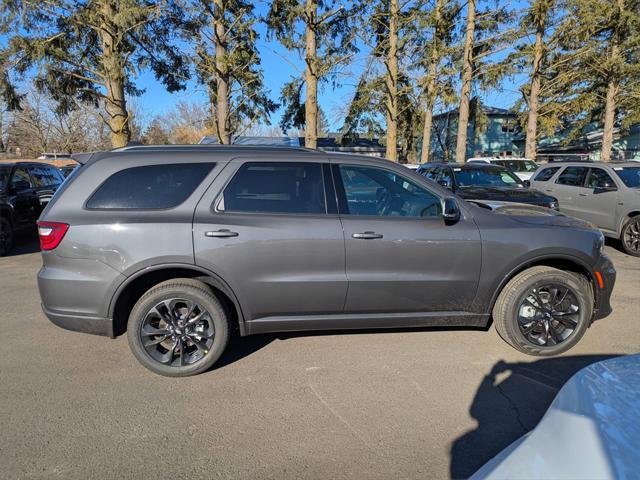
339,165 -> 442,217
87,163 -> 214,209
222,162 -> 325,214
30,165 -> 60,187
613,167 -> 640,188
556,166 -> 588,186
0,167 -> 9,189
501,160 -> 538,172
533,167 -> 560,182
11,168 -> 33,190
453,166 -> 522,187
585,168 -> 615,189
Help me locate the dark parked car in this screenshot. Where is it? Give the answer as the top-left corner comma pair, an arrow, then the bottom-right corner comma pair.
58,164 -> 77,178
38,146 -> 614,376
0,162 -> 65,256
417,162 -> 559,210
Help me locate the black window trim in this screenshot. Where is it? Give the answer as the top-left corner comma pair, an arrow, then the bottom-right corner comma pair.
214,160 -> 331,217
84,162 -> 217,211
331,162 -> 444,219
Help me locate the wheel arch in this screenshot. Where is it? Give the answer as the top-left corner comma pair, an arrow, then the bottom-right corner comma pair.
487,254 -> 596,317
109,263 -> 246,337
619,210 -> 640,235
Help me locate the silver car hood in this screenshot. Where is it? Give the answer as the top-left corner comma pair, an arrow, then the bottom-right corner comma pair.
472,355 -> 640,480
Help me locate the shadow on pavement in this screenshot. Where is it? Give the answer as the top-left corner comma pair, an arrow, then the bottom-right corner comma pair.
450,354 -> 619,479
4,229 -> 40,257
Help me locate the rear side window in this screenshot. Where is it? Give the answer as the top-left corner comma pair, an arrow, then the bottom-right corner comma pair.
533,166 -> 560,182
221,162 -> 325,214
556,166 -> 588,186
30,165 -> 61,187
86,163 -> 215,209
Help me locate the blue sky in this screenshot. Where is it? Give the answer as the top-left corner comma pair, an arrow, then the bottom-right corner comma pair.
4,0 -> 530,132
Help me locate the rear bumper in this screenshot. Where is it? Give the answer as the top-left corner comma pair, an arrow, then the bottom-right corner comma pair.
592,253 -> 616,321
42,304 -> 114,337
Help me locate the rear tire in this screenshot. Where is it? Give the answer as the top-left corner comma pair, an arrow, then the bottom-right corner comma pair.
620,215 -> 640,257
127,278 -> 229,377
493,266 -> 593,356
0,217 -> 13,257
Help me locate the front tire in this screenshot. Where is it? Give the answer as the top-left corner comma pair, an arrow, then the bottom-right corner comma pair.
621,216 -> 640,257
127,279 -> 229,377
493,266 -> 593,356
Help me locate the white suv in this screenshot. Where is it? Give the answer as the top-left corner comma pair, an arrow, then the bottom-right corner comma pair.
468,157 -> 539,182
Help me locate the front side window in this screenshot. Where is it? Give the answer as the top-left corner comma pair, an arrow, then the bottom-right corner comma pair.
533,167 -> 560,182
222,162 -> 325,214
454,166 -> 522,187
11,168 -> 32,190
556,166 -> 588,186
338,165 -> 442,217
585,168 -> 616,189
87,163 -> 215,209
0,167 -> 10,190
30,166 -> 56,187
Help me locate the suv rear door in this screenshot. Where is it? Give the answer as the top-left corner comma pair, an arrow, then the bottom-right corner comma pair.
332,161 -> 481,314
9,166 -> 40,226
193,158 -> 347,326
552,166 -> 588,218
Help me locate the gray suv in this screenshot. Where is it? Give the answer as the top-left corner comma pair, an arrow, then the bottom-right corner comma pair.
531,162 -> 640,256
38,146 -> 615,376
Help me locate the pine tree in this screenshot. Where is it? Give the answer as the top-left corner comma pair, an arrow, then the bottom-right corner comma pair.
187,0 -> 277,144
1,0 -> 189,148
553,0 -> 640,161
454,1 -> 516,162
266,0 -> 359,148
416,0 -> 458,163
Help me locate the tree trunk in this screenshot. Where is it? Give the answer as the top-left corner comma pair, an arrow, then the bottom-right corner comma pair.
99,2 -> 130,148
420,0 -> 442,164
214,0 -> 231,144
304,0 -> 318,149
601,0 -> 623,163
455,0 -> 476,163
385,0 -> 399,162
601,75 -> 618,162
525,23 -> 545,160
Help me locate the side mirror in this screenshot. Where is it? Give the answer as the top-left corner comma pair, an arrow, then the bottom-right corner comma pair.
443,197 -> 460,224
523,180 -> 531,188
438,179 -> 452,189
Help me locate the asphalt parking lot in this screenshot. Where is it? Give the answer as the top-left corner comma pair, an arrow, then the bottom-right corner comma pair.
1,234 -> 639,480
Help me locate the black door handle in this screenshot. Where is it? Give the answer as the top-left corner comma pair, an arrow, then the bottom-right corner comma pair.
205,229 -> 239,238
352,232 -> 383,239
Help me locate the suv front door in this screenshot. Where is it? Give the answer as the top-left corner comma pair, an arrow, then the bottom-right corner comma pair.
576,167 -> 619,231
333,162 -> 481,314
193,159 -> 347,326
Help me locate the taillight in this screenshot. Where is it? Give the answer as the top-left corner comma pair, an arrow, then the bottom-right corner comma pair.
37,221 -> 69,251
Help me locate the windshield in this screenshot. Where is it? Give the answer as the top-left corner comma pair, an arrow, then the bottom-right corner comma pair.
613,166 -> 640,188
498,160 -> 538,172
0,167 -> 9,190
454,166 -> 523,187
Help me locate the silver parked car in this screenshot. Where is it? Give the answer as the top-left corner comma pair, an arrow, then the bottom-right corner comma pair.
472,354 -> 640,480
37,145 -> 615,376
531,162 -> 640,256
